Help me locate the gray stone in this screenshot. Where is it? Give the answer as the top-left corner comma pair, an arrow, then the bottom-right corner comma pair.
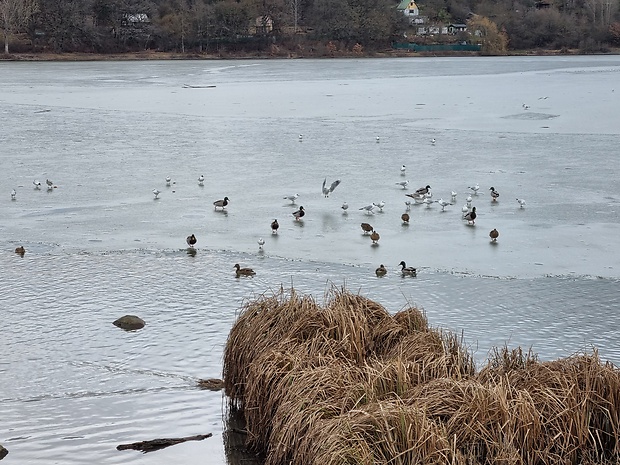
113,315 -> 145,331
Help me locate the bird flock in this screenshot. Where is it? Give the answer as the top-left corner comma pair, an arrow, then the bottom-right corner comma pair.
10,164 -> 526,278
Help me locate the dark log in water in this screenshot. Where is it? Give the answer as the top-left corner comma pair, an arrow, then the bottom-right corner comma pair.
116,433 -> 212,453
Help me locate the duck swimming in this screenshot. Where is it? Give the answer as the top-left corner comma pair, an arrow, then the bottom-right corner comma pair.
398,261 -> 417,276
15,246 -> 25,256
375,264 -> 387,277
234,263 -> 256,277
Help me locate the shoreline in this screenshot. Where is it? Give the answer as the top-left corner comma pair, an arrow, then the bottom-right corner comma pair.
2,47 -> 617,62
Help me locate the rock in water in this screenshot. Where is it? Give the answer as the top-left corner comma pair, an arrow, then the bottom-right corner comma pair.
113,315 -> 145,331
0,444 -> 8,460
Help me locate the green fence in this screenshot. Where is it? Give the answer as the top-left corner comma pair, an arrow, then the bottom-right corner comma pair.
393,42 -> 481,52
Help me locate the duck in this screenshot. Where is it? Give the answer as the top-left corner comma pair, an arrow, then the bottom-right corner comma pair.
463,206 -> 477,225
468,183 -> 480,195
437,198 -> 451,211
33,180 -> 41,189
271,219 -> 279,234
186,234 -> 197,248
360,222 -> 373,234
11,189 -> 16,200
258,238 -> 265,250
372,200 -> 386,212
213,196 -> 229,210
198,174 -> 205,185
292,205 -> 305,221
153,189 -> 160,199
283,193 -> 299,204
375,264 -> 387,277
489,228 -> 499,242
395,180 -> 409,189
401,213 -> 410,224
322,178 -> 341,197
15,246 -> 25,256
400,164 -> 406,176
489,187 -> 500,201
359,204 -> 374,214
414,184 -> 431,197
234,263 -> 256,277
398,261 -> 417,276
341,202 -> 349,213
370,230 -> 380,244
516,198 -> 526,208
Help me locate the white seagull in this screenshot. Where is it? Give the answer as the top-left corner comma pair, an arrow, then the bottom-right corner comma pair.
451,191 -> 458,200
165,176 -> 171,186
359,204 -> 375,215
466,195 -> 473,207
298,134 -> 303,141
258,238 -> 265,250
395,180 -> 409,189
33,180 -> 41,189
11,189 -> 16,200
341,202 -> 349,212
46,179 -> 54,190
468,183 -> 480,195
462,204 -> 470,214
373,201 -> 386,212
437,198 -> 451,211
322,178 -> 341,197
404,200 -> 412,211
153,189 -> 160,199
516,198 -> 526,208
376,136 -> 380,143
198,174 -> 205,186
283,193 -> 299,204
430,138 -> 436,145
400,165 -> 406,176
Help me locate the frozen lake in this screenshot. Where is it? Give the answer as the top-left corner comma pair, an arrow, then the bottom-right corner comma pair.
1,56 -> 619,464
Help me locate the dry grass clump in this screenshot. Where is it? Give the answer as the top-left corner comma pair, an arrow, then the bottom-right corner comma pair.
223,288 -> 620,465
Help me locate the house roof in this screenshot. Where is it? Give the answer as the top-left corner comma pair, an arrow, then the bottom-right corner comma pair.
396,0 -> 417,10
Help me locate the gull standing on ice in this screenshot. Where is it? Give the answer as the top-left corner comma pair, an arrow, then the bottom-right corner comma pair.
46,179 -> 54,190
516,198 -> 526,208
373,201 -> 386,212
198,175 -> 205,186
11,189 -> 16,200
437,199 -> 451,211
400,165 -> 406,176
33,180 -> 41,189
165,176 -> 171,186
360,204 -> 375,215
341,202 -> 349,213
468,183 -> 480,195
153,189 -> 160,199
396,180 -> 409,189
257,238 -> 265,250
283,193 -> 299,204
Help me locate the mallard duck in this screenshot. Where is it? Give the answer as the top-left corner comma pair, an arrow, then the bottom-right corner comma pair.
15,246 -> 25,256
271,219 -> 279,234
186,234 -> 197,247
370,230 -> 380,244
375,264 -> 387,277
489,228 -> 499,241
516,198 -> 526,208
360,222 -> 373,235
292,206 -> 305,221
398,261 -> 417,276
322,178 -> 341,197
463,206 -> 477,225
234,263 -> 256,277
414,185 -> 431,196
213,196 -> 229,210
401,213 -> 410,224
489,187 -> 499,201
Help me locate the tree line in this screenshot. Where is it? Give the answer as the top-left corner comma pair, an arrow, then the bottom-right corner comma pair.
1,0 -> 619,56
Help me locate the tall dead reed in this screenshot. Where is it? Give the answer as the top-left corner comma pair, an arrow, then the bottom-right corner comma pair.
222,288 -> 620,465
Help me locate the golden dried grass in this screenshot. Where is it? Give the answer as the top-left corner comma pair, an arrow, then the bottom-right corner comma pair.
222,288 -> 620,465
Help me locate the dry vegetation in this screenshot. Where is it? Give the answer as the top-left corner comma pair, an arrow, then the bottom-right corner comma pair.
223,287 -> 620,465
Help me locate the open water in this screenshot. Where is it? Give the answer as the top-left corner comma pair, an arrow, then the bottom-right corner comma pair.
1,56 -> 619,464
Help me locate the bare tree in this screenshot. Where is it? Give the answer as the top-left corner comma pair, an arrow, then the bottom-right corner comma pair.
0,0 -> 38,53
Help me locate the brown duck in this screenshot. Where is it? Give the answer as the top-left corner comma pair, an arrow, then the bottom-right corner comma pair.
361,222 -> 373,235
234,264 -> 256,277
